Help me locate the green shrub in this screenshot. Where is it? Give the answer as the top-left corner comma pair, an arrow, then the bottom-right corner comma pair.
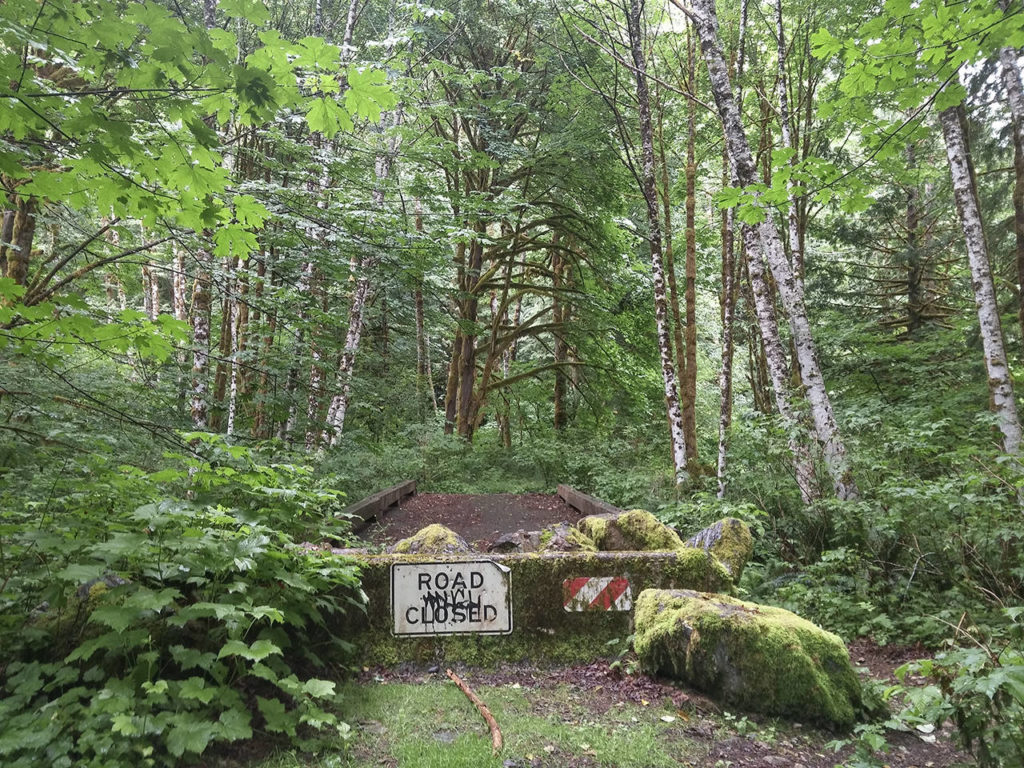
894,608 -> 1024,768
0,437 -> 363,767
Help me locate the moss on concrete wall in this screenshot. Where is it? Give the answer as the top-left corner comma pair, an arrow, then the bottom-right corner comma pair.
340,550 -> 733,666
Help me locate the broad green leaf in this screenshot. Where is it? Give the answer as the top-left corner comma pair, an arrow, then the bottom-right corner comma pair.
345,66 -> 397,123
218,707 -> 253,741
306,97 -> 353,138
179,676 -> 217,704
217,638 -> 282,661
257,696 -> 293,734
301,678 -> 336,698
166,719 -> 216,757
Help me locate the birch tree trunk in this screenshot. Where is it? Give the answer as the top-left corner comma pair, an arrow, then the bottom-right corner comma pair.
656,90 -> 688,435
142,264 -> 154,320
627,0 -> 688,483
323,0 -> 398,446
744,228 -> 820,502
997,1 -> 1024,345
225,257 -> 243,436
938,105 -> 1023,456
191,237 -> 213,429
685,0 -> 858,500
775,0 -> 803,280
682,34 -> 700,471
281,261 -> 313,443
210,253 -> 236,431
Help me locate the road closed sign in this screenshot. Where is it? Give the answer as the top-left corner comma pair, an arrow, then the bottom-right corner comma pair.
391,560 -> 512,636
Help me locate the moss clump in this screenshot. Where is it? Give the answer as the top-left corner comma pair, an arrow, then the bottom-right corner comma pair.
392,524 -> 470,555
581,509 -> 683,552
615,509 -> 683,550
576,515 -> 608,546
539,523 -> 597,552
634,589 -> 863,729
684,518 -> 754,581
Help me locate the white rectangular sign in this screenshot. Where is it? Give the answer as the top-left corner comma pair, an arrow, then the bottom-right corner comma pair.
391,560 -> 512,636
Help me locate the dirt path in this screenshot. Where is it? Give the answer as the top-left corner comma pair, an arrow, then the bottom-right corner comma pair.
358,658 -> 968,768
359,493 -> 582,551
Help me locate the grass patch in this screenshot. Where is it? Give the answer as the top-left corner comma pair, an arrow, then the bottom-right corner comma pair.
251,679 -> 698,768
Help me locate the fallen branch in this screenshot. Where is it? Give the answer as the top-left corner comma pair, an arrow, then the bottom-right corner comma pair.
446,668 -> 503,755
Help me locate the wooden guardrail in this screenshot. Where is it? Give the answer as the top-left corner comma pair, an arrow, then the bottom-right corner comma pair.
556,484 -> 622,519
344,480 -> 416,527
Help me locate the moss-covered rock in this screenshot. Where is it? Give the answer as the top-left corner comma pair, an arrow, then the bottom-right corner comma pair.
634,589 -> 863,729
684,518 -> 754,581
488,529 -> 541,553
579,509 -> 683,551
539,522 -> 597,552
391,524 -> 470,555
576,515 -> 609,545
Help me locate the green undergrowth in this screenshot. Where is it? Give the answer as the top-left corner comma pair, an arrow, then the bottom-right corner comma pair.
252,679 -> 698,768
0,436 -> 365,767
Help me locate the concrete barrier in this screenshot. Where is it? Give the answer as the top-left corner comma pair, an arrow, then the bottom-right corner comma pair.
345,480 -> 416,528
556,484 -> 622,519
341,548 -> 733,666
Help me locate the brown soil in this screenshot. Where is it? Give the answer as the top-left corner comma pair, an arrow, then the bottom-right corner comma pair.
365,658 -> 970,768
358,493 -> 582,551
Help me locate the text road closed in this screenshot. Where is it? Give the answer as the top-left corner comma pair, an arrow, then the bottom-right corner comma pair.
391,560 -> 512,636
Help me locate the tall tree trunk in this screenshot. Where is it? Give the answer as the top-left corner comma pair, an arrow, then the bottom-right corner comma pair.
413,202 -> 436,416
997,2 -> 1024,346
455,235 -> 483,439
323,3 -> 399,446
142,264 -> 154,319
305,273 -> 326,449
627,0 -> 688,483
552,232 -> 569,431
657,89 -> 687,426
717,152 -> 737,498
281,261 -> 313,443
210,254 -> 237,431
443,327 -> 462,435
745,227 -> 820,502
252,249 -> 277,439
775,0 -> 803,280
686,0 -> 858,500
324,272 -> 370,443
172,244 -> 189,410
5,195 -> 36,286
939,105 -> 1022,455
415,281 -> 431,415
191,237 -> 213,429
225,257 -> 245,437
0,209 -> 13,278
682,34 -> 700,471
906,143 -> 926,331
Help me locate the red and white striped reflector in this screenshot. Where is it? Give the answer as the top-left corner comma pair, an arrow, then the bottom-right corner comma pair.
562,577 -> 632,612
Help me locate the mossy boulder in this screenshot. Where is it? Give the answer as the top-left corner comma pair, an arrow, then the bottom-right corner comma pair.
578,509 -> 682,551
633,589 -> 864,729
391,524 -> 470,555
684,518 -> 754,581
539,522 -> 597,552
488,529 -> 541,553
